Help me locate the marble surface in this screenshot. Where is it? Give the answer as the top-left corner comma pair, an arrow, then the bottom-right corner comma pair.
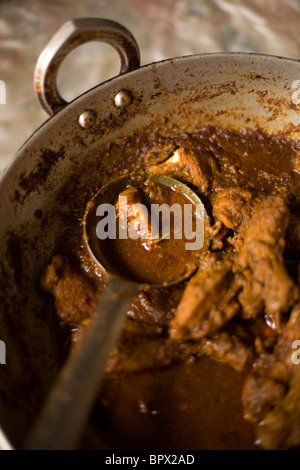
1,0 -> 300,173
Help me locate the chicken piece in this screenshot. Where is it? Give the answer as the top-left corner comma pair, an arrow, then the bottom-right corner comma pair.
106,323 -> 254,375
40,254 -> 101,324
169,259 -> 240,340
211,187 -> 260,250
199,330 -> 253,372
213,188 -> 255,235
148,147 -> 212,193
235,195 -> 298,328
127,285 -> 184,328
236,269 -> 264,320
242,303 -> 300,449
116,186 -> 157,247
105,318 -> 179,374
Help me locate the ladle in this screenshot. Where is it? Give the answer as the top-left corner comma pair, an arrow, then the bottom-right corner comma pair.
25,173 -> 208,450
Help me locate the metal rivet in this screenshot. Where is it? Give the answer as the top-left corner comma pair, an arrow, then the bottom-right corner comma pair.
114,89 -> 132,108
78,110 -> 96,129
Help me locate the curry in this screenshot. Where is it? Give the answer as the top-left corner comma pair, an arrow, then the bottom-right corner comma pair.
40,125 -> 300,449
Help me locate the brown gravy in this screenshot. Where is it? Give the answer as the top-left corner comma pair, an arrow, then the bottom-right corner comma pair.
42,126 -> 300,449
93,358 -> 258,450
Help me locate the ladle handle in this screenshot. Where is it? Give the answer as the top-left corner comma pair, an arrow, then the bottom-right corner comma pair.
25,277 -> 139,450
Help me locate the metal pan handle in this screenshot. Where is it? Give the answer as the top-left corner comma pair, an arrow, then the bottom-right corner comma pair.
34,18 -> 141,116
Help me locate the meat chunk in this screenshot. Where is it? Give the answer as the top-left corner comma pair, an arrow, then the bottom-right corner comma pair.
209,219 -> 229,250
127,286 -> 184,328
169,194 -> 298,352
169,259 -> 241,339
148,147 -> 212,193
105,319 -> 176,373
199,329 -> 254,372
213,188 -> 255,234
40,254 -> 100,324
242,303 -> 300,449
235,195 -> 298,328
106,317 -> 253,375
116,186 -> 157,248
